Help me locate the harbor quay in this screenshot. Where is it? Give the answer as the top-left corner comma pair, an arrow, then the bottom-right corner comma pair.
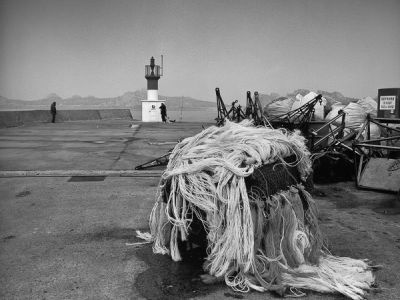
0,120 -> 399,300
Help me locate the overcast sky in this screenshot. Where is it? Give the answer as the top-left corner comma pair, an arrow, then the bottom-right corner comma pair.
0,0 -> 399,101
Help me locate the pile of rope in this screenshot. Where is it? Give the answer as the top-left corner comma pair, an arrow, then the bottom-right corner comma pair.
148,120 -> 375,299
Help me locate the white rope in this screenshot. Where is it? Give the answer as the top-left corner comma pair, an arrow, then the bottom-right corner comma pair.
146,120 -> 375,299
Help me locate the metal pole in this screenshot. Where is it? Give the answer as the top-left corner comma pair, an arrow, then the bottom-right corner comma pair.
161,54 -> 164,76
180,96 -> 183,122
355,144 -> 400,150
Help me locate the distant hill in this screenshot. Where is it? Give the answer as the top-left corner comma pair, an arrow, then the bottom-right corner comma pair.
0,89 -> 215,111
0,88 -> 364,111
163,96 -> 216,109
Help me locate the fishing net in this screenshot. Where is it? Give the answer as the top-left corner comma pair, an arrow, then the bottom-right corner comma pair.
147,120 -> 375,300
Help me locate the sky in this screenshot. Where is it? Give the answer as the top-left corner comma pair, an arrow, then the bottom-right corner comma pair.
0,0 -> 399,102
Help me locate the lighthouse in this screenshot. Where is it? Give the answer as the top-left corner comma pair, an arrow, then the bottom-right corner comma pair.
141,56 -> 165,122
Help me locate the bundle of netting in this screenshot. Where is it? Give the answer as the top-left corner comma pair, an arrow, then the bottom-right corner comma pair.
148,120 -> 375,300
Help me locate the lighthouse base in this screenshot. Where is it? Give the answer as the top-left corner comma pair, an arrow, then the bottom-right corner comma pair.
141,100 -> 165,122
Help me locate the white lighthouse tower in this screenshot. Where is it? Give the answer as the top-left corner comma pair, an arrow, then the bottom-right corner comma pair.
141,56 -> 165,122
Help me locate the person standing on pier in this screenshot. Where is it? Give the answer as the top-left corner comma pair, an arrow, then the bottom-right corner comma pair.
50,102 -> 57,123
159,103 -> 167,123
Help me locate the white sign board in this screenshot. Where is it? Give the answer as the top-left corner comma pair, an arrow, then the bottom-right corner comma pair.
379,95 -> 396,110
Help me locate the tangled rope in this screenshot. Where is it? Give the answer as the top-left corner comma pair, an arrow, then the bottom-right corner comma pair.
147,120 -> 375,300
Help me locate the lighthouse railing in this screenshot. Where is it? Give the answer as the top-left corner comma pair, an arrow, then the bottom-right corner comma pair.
145,65 -> 161,77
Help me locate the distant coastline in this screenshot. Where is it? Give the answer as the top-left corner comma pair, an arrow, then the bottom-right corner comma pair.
0,88 -> 364,112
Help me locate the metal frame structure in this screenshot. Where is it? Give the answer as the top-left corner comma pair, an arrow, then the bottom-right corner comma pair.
353,116 -> 400,192
247,92 -> 273,127
215,88 -> 228,126
136,91 -> 327,170
215,88 -> 235,125
215,88 -> 248,125
135,150 -> 173,170
309,110 -> 348,152
215,88 -> 271,127
232,102 -> 246,123
267,94 -> 323,135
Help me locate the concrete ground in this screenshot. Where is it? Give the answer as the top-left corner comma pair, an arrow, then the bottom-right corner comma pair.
0,120 -> 208,171
0,120 -> 399,300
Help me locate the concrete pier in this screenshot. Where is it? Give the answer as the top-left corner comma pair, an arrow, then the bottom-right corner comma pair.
0,120 -> 399,300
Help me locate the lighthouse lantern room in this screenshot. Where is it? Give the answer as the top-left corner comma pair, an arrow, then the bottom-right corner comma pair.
141,56 -> 165,122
